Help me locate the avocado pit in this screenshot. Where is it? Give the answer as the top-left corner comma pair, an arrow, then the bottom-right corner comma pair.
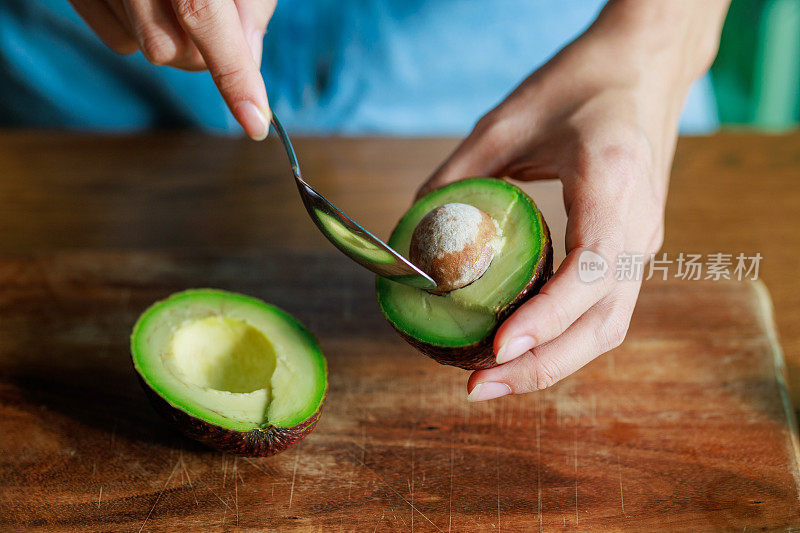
376,178 -> 553,369
409,203 -> 501,294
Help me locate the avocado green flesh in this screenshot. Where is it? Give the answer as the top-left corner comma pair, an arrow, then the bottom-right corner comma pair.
315,210 -> 395,264
377,178 -> 544,347
131,290 -> 327,432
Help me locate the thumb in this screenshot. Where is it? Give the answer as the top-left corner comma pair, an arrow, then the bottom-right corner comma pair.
417,114 -> 510,199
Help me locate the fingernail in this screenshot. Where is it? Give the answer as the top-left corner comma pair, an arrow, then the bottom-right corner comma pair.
468,382 -> 512,402
234,101 -> 270,141
496,335 -> 536,364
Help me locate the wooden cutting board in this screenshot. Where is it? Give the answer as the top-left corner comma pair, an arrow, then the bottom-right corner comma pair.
0,250 -> 798,531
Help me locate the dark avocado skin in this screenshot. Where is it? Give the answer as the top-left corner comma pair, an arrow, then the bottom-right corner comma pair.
390,216 -> 553,370
138,375 -> 325,457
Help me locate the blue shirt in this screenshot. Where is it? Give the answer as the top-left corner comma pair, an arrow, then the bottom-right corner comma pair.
0,0 -> 718,135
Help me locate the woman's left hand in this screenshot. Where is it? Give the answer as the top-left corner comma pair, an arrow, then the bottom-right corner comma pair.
418,0 -> 730,401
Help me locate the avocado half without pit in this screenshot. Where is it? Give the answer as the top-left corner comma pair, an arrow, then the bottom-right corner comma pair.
131,289 -> 327,456
377,178 -> 553,370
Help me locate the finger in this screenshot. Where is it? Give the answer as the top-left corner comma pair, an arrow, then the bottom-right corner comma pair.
234,0 -> 276,65
176,45 -> 207,71
124,0 -> 201,68
69,0 -> 138,54
493,244 -> 617,365
468,282 -> 640,400
493,194 -> 624,365
170,0 -> 270,140
176,0 -> 274,73
106,0 -> 135,33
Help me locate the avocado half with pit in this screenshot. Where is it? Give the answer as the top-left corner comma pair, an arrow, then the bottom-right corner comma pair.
131,289 -> 327,456
377,178 -> 553,370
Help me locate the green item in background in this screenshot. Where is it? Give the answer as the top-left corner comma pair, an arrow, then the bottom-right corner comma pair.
712,0 -> 800,131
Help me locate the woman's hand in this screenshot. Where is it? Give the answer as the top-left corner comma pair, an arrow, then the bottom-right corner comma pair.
69,0 -> 276,140
419,0 -> 730,401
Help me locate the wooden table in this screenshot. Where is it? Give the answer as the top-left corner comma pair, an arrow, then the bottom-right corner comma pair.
1,131 -> 798,404
0,131 -> 798,530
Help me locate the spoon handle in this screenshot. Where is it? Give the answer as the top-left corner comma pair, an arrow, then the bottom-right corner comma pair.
270,114 -> 301,180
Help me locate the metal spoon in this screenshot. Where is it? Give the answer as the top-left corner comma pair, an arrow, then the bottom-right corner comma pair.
270,114 -> 437,290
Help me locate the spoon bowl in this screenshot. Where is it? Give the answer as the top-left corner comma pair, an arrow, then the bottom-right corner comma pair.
270,115 -> 437,290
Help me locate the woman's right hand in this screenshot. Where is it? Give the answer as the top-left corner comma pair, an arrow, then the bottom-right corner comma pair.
69,0 -> 276,139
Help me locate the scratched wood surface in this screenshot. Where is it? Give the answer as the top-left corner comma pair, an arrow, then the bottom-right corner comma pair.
0,250 -> 798,531
0,132 -> 799,530
2,132 -> 800,407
